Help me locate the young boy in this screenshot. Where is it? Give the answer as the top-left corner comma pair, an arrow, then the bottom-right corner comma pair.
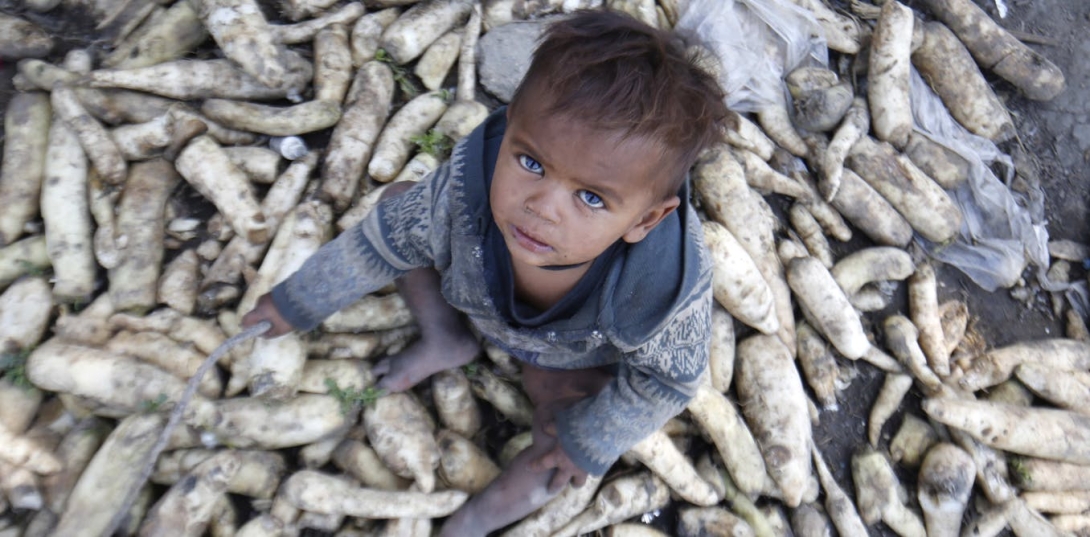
243,9 -> 729,535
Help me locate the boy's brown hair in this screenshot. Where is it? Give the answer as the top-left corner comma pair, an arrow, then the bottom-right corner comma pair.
509,9 -> 729,195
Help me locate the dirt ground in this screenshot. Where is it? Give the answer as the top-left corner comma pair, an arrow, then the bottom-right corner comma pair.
1,0 -> 1088,535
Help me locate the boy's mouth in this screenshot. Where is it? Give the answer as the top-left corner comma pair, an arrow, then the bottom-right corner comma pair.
511,225 -> 553,253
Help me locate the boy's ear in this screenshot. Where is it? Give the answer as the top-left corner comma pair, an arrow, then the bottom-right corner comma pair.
622,195 -> 680,244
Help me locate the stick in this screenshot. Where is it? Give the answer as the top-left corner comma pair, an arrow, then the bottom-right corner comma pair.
101,320 -> 271,537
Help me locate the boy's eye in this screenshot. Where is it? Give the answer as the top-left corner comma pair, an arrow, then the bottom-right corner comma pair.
518,154 -> 543,174
578,190 -> 604,209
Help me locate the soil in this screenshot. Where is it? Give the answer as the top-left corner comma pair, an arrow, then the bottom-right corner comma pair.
0,0 -> 1088,535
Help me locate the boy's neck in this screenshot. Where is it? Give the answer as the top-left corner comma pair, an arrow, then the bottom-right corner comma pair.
511,257 -> 594,312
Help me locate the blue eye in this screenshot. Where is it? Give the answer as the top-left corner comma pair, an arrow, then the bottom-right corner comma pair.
578,190 -> 604,209
518,154 -> 543,174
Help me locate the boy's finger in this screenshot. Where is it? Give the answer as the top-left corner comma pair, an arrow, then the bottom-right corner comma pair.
529,452 -> 554,473
547,469 -> 570,494
572,473 -> 587,488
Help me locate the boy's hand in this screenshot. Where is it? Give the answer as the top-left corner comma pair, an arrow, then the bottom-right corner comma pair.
241,293 -> 295,338
530,430 -> 589,494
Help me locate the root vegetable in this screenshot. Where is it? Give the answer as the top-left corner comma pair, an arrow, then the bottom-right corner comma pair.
152,448 -> 285,500
432,368 -> 481,438
381,0 -> 474,64
694,146 -> 796,355
52,413 -> 164,536
791,503 -> 833,537
246,202 -> 333,399
103,0 -> 207,69
1015,458 -> 1090,492
437,429 -> 501,493
224,146 -> 283,184
415,29 -> 462,91
885,315 -> 943,391
736,334 -> 813,507
917,443 -> 975,537
0,276 -> 52,353
350,7 -> 401,66
919,0 -> 1065,101
105,330 -> 223,398
869,373 -> 915,447
369,90 -> 450,182
0,379 -> 42,434
40,116 -> 95,301
848,136 -> 963,242
393,151 -> 442,183
204,152 -> 315,287
270,3 -> 366,45
139,450 -> 241,537
110,113 -> 172,161
628,429 -> 720,506
0,13 -> 53,59
721,111 -> 775,161
938,300 -> 970,357
797,322 -> 840,410
946,425 -> 1016,504
158,249 -> 200,314
831,246 -> 914,298
52,84 -> 127,186
41,417 -> 108,513
300,433 -> 345,469
320,61 -> 396,211
87,57 -> 312,101
678,507 -> 756,537
300,359 -> 373,394
707,305 -> 735,393
193,0 -> 289,88
924,397 -> 1090,465
819,98 -> 868,201
694,454 -> 778,537
702,220 -> 778,334
1022,491 -> 1090,515
469,367 -> 534,427
811,446 -> 869,537
331,438 -> 412,490
1007,497 -> 1067,537
201,99 -> 342,136
501,475 -> 602,537
829,168 -> 914,247
0,236 -> 50,290
282,469 -> 467,518
852,449 -> 926,537
912,22 -> 1013,142
739,149 -> 812,200
958,338 -> 1090,392
26,338 -> 216,421
553,473 -> 670,537
890,414 -> 939,467
787,256 -> 869,360
789,204 -> 834,268
321,293 -> 414,332
908,263 -> 950,377
0,92 -> 51,247
1013,363 -> 1090,415
868,0 -> 914,148
758,92 -> 809,157
364,392 -> 439,492
435,101 -> 490,142
785,0 -> 861,54
205,394 -> 353,449
313,24 -> 354,104
175,136 -> 268,244
52,291 -> 115,346
109,158 -> 181,312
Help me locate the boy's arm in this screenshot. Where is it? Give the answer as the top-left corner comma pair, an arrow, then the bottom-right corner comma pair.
553,290 -> 712,475
268,165 -> 454,331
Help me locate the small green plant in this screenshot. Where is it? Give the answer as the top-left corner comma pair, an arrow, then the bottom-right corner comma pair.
438,88 -> 453,103
325,378 -> 386,415
0,348 -> 32,389
1009,457 -> 1032,486
461,362 -> 480,377
376,48 -> 420,98
140,393 -> 169,413
15,259 -> 48,277
411,129 -> 454,160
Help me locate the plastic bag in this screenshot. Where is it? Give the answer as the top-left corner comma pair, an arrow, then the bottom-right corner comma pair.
909,68 -> 1062,292
676,0 -> 827,113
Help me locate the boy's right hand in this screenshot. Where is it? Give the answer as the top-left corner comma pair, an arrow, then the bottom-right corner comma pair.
241,293 -> 295,338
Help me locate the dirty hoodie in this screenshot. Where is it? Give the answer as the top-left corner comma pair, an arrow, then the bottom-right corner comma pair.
272,108 -> 712,474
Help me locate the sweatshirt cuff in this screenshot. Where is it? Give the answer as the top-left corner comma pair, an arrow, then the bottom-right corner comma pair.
271,280 -> 322,331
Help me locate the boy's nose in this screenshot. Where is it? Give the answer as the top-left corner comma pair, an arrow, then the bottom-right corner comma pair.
523,184 -> 563,224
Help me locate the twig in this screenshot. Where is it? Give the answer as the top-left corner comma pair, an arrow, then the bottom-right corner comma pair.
101,320 -> 271,537
1006,29 -> 1062,47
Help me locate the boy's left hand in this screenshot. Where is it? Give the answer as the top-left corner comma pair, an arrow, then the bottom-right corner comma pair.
529,399 -> 589,494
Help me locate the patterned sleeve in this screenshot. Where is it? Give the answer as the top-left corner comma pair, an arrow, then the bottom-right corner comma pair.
554,286 -> 712,475
271,161 -> 454,331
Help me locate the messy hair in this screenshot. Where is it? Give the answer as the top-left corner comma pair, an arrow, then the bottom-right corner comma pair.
509,9 -> 729,195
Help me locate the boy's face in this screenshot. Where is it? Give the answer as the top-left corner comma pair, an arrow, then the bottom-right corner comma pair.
490,100 -> 680,270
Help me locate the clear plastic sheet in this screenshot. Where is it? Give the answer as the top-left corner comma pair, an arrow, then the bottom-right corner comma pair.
909,69 -> 1062,292
676,0 -> 827,113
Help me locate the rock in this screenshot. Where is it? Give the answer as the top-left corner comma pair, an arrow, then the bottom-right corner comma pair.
477,20 -> 549,103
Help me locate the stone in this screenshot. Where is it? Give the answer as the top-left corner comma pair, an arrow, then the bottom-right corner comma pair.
477,19 -> 550,103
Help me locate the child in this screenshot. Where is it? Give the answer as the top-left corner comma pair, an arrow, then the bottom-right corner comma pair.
243,9 -> 729,535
